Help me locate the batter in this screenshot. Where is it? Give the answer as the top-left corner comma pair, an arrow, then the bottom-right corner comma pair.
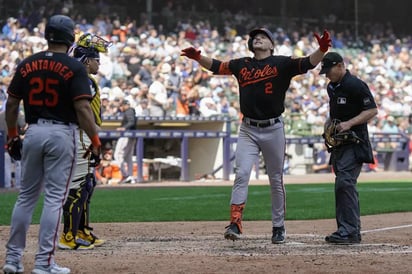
181,27 -> 331,244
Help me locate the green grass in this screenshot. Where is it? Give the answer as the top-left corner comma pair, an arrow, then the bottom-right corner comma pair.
0,182 -> 411,225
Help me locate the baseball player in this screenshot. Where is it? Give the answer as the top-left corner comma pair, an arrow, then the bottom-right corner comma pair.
181,27 -> 331,244
58,33 -> 111,250
320,52 -> 377,244
3,14 -> 101,274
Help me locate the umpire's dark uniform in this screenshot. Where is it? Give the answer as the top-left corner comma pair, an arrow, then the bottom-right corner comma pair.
327,69 -> 377,240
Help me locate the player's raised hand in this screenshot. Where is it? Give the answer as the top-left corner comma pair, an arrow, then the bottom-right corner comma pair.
181,47 -> 201,61
314,29 -> 332,52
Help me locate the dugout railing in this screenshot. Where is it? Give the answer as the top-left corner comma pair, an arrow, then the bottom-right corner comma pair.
0,129 -> 410,187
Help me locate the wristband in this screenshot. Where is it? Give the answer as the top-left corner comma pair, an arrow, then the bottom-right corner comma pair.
91,134 -> 101,148
8,127 -> 18,138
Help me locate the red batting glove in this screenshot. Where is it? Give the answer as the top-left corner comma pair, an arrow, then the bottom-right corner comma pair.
181,47 -> 201,61
314,29 -> 332,52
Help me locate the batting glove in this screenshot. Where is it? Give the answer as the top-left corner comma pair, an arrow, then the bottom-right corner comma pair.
83,144 -> 101,167
314,29 -> 332,52
181,47 -> 201,61
7,136 -> 22,161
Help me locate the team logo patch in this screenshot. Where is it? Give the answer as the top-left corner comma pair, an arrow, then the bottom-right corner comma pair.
363,97 -> 371,105
337,97 -> 346,104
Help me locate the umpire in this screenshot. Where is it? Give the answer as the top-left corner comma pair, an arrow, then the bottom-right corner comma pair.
320,52 -> 378,244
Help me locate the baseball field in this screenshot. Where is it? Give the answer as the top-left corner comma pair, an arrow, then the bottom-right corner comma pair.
1,171 -> 411,273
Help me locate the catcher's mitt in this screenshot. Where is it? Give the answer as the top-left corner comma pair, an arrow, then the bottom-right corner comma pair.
322,119 -> 362,151
7,136 -> 22,161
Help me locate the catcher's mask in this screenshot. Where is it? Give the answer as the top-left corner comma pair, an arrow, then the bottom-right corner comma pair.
68,33 -> 112,63
76,33 -> 112,53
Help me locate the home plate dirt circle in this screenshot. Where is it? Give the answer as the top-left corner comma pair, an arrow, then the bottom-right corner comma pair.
1,213 -> 411,273
123,234 -> 412,257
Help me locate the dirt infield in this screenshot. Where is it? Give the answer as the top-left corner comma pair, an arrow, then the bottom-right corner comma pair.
1,171 -> 411,273
1,213 -> 411,274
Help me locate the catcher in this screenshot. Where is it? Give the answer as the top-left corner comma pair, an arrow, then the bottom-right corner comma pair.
320,52 -> 378,244
58,33 -> 111,250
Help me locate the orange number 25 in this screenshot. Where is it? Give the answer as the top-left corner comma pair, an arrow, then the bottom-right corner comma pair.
29,77 -> 59,107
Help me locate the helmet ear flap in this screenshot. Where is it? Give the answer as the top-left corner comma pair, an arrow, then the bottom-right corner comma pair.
247,37 -> 254,52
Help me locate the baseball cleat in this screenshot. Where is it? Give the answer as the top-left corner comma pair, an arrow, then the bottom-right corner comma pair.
272,226 -> 286,244
224,223 -> 241,241
3,261 -> 24,274
77,229 -> 105,247
325,232 -> 361,244
32,263 -> 70,274
58,232 -> 95,250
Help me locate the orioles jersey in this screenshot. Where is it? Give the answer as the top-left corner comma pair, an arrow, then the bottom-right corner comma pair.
7,51 -> 92,124
214,55 -> 314,120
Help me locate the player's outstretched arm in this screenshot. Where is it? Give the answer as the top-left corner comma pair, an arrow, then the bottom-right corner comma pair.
181,47 -> 213,70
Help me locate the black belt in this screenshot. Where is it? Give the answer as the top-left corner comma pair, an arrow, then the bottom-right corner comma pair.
243,117 -> 281,128
30,118 -> 71,126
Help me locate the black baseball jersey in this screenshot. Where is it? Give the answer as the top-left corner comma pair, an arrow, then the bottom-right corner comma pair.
327,70 -> 377,132
121,108 -> 137,130
7,51 -> 92,124
214,55 -> 314,119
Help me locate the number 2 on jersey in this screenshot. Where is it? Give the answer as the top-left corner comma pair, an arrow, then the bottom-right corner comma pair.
29,77 -> 59,107
265,82 -> 273,94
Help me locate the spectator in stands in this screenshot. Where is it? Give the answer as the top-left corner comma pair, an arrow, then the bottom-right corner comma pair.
2,17 -> 18,40
381,115 -> 401,149
147,71 -> 170,116
95,144 -> 122,185
133,59 -> 153,88
199,91 -> 219,117
381,116 -> 399,133
163,61 -> 183,114
175,89 -> 190,117
0,4 -> 412,137
187,86 -> 201,116
135,98 -> 150,116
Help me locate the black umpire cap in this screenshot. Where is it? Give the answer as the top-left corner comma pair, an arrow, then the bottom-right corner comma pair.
320,52 -> 343,74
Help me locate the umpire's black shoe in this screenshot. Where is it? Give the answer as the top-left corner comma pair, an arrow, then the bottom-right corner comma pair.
224,223 -> 241,241
272,226 -> 286,244
325,231 -> 340,242
325,232 -> 361,244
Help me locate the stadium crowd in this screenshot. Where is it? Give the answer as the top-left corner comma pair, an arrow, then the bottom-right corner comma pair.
1,4 -> 412,138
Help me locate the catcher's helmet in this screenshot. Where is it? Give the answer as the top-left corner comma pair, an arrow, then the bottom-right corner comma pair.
68,33 -> 111,63
248,28 -> 275,53
71,46 -> 99,63
45,15 -> 75,47
76,33 -> 111,53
